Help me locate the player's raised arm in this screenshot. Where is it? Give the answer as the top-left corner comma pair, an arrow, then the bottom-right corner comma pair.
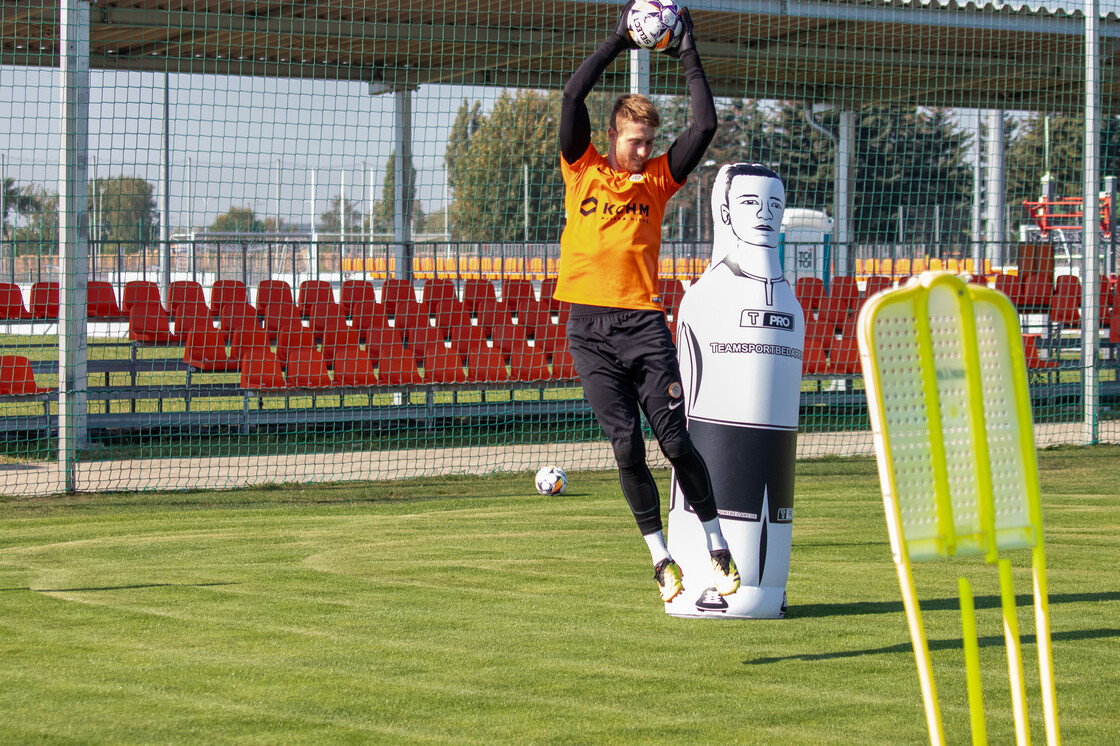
663,8 -> 718,184
559,2 -> 639,165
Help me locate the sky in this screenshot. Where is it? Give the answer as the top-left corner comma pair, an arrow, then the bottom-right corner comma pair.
1,65 -> 504,232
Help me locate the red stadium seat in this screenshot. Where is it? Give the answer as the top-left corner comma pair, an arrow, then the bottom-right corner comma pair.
210,279 -> 251,318
284,345 -> 333,388
87,281 -> 123,318
123,280 -> 163,315
510,342 -> 550,382
230,325 -> 272,364
340,279 -> 376,318
1022,334 -> 1058,369
550,345 -> 578,380
30,282 -> 59,319
257,279 -> 294,316
297,280 -> 336,319
380,278 -> 415,316
239,353 -> 288,389
183,326 -> 239,372
463,279 -> 498,314
375,340 -> 422,385
465,344 -> 509,383
863,275 -> 892,299
128,301 -> 179,344
423,345 -> 468,384
331,345 -> 379,386
173,297 -> 220,342
828,319 -> 860,375
1050,275 -> 1081,327
501,278 -> 534,309
794,277 -> 825,318
169,280 -> 206,320
261,299 -> 302,336
319,314 -> 361,366
0,283 -> 30,319
350,297 -> 390,342
0,356 -> 49,395
275,324 -> 316,364
474,297 -> 512,335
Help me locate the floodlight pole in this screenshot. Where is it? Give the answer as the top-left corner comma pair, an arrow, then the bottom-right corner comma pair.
58,0 -> 91,490
1083,0 -> 1101,445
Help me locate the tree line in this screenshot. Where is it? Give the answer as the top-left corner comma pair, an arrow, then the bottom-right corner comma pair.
4,104 -> 1118,253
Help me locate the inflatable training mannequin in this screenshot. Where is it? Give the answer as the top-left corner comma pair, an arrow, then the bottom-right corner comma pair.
665,163 -> 805,619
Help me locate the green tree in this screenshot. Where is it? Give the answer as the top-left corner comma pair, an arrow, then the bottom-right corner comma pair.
9,184 -> 57,255
444,91 -> 565,242
320,197 -> 363,235
806,104 -> 973,244
210,207 -> 264,233
370,149 -> 419,234
91,176 -> 157,250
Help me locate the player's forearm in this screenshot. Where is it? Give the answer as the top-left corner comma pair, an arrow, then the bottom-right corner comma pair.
668,49 -> 718,183
560,36 -> 628,164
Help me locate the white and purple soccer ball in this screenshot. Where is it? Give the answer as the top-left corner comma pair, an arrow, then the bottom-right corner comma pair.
626,0 -> 684,51
534,466 -> 569,496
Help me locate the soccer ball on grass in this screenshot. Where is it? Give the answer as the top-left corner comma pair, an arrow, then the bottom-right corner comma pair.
534,466 -> 569,496
626,0 -> 684,51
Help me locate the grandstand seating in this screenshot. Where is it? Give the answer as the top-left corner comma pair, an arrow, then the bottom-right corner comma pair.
0,283 -> 31,319
350,297 -> 390,341
406,325 -> 446,366
30,282 -> 59,319
828,318 -> 861,375
87,281 -> 123,318
220,299 -> 261,340
0,355 -> 50,395
803,320 -> 832,375
128,301 -> 179,344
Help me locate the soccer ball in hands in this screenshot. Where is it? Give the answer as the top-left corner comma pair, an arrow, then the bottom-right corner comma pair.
534,466 -> 569,496
626,0 -> 684,51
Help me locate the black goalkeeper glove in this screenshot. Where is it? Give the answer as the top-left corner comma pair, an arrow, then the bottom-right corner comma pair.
610,1 -> 640,50
663,7 -> 696,59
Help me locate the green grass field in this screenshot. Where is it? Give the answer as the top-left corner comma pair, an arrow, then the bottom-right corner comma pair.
1,445 -> 1118,744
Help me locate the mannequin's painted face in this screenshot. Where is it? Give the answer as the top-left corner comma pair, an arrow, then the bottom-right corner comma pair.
720,174 -> 785,249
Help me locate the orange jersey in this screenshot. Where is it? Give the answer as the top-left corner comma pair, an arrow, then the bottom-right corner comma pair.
555,145 -> 684,310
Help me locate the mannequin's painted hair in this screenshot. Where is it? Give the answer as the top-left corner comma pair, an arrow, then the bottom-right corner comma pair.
722,163 -> 784,203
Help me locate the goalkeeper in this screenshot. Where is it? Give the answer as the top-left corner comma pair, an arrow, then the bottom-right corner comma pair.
555,2 -> 738,603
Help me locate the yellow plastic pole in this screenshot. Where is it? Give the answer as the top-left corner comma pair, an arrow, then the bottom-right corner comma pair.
999,559 -> 1030,746
958,576 -> 987,746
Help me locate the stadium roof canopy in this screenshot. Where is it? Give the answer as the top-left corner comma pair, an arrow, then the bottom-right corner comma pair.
3,0 -> 1120,112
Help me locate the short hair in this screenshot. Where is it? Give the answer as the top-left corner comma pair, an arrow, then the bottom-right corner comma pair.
723,163 -> 784,204
610,94 -> 661,130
